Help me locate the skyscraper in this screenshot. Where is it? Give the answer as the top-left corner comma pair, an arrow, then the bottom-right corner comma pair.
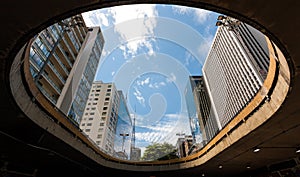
114,91 -> 132,160
184,79 -> 201,144
28,14 -> 105,125
130,147 -> 141,161
203,16 -> 270,128
80,81 -> 132,158
176,135 -> 194,158
187,76 -> 219,143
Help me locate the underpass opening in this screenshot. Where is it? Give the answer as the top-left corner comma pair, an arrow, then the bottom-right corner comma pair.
6,2 -> 292,176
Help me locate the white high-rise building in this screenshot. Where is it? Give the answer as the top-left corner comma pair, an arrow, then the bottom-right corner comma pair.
203,16 -> 270,128
80,81 -> 132,157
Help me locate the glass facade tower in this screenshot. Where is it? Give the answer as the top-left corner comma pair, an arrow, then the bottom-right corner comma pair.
29,14 -> 105,125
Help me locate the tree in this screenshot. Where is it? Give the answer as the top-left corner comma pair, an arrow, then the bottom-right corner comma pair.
141,142 -> 178,161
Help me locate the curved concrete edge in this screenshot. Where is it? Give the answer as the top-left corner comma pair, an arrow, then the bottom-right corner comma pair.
9,19 -> 291,172
173,37 -> 291,169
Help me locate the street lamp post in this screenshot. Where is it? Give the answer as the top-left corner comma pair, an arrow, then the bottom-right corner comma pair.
175,132 -> 185,136
120,133 -> 129,152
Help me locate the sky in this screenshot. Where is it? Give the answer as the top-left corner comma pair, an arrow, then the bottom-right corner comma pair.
82,4 -> 220,157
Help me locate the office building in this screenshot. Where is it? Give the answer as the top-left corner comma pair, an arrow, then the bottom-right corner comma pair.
130,147 -> 141,161
187,76 -> 219,143
29,14 -> 105,125
80,81 -> 132,157
114,91 -> 132,160
184,78 -> 202,144
203,16 -> 270,128
176,135 -> 194,158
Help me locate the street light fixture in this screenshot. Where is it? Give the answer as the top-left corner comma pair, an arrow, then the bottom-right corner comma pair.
217,15 -> 226,20
215,21 -> 224,27
120,133 -> 129,152
176,132 -> 186,136
253,147 -> 261,153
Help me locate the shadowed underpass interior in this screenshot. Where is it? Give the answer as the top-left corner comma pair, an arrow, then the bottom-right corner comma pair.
0,1 -> 300,177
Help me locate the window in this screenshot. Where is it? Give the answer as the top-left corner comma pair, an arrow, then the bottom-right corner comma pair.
96,89 -> 100,92
102,112 -> 107,116
87,123 -> 92,126
88,117 -> 93,120
107,89 -> 111,92
101,117 -> 106,121
98,128 -> 103,132
90,112 -> 95,115
97,134 -> 102,138
105,97 -> 109,101
104,102 -> 109,105
103,107 -> 108,110
85,129 -> 90,132
100,123 -> 104,126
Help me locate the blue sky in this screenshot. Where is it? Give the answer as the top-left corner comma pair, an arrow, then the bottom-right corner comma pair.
82,4 -> 220,156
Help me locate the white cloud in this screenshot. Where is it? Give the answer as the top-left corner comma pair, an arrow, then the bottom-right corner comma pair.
148,81 -> 166,89
172,5 -> 211,24
133,86 -> 145,106
110,4 -> 158,58
166,73 -> 176,83
111,71 -> 115,76
194,9 -> 211,24
184,51 -> 192,66
100,49 -> 107,58
135,131 -> 163,143
172,5 -> 190,15
159,82 -> 166,86
109,4 -> 158,24
197,35 -> 214,60
83,4 -> 159,59
97,13 -> 109,27
82,10 -> 111,27
135,114 -> 190,145
137,77 -> 150,86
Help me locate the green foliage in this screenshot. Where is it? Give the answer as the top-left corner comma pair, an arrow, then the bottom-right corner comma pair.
141,142 -> 178,161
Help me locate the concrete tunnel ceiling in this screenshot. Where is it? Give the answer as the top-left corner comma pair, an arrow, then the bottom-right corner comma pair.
1,0 -> 300,176
1,0 -> 295,63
